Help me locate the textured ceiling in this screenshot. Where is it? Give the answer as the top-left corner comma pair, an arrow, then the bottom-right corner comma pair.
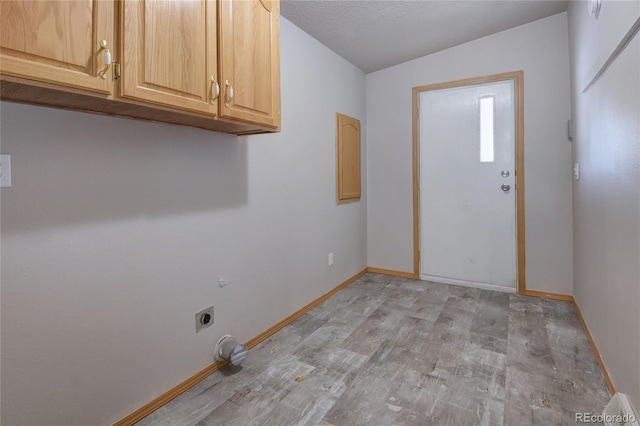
281,0 -> 569,73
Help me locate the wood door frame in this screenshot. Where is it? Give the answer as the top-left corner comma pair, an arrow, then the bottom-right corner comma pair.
412,71 -> 526,294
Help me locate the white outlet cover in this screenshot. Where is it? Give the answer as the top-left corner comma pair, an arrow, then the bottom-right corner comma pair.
328,252 -> 334,266
1,155 -> 12,188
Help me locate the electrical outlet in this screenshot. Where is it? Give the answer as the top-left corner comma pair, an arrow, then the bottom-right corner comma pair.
195,306 -> 214,333
328,252 -> 334,266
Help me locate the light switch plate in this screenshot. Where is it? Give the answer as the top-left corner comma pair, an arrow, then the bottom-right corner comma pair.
574,162 -> 580,181
1,155 -> 12,188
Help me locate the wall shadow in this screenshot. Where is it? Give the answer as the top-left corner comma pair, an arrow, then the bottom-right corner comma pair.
0,102 -> 249,235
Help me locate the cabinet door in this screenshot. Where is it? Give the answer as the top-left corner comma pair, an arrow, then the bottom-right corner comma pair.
219,0 -> 280,129
336,113 -> 361,203
121,0 -> 218,115
0,0 -> 114,94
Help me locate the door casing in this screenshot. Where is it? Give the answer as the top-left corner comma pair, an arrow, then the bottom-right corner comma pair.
412,71 -> 526,294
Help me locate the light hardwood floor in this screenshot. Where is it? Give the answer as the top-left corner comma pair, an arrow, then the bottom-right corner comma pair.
137,273 -> 610,425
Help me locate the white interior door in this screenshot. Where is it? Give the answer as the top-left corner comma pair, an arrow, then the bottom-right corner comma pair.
419,80 -> 516,290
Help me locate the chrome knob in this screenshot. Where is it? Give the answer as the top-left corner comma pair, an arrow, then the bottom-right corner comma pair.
501,170 -> 510,178
501,184 -> 511,192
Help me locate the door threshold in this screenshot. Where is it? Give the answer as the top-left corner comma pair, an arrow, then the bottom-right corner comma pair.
419,275 -> 516,294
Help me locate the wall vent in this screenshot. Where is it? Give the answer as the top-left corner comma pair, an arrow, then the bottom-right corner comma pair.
603,393 -> 639,426
215,335 -> 248,367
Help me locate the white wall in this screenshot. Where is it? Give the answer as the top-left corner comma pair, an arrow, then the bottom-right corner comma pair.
366,13 -> 574,295
0,18 -> 366,426
568,0 -> 640,414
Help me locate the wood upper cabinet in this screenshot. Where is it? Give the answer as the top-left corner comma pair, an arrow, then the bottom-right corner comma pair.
0,0 -> 114,94
121,0 -> 218,115
219,0 -> 281,129
0,0 -> 281,134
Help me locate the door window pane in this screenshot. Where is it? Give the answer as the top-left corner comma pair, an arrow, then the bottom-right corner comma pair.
479,96 -> 495,163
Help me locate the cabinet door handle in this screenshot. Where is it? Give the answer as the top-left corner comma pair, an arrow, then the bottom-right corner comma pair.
99,40 -> 111,79
210,76 -> 220,104
225,80 -> 234,107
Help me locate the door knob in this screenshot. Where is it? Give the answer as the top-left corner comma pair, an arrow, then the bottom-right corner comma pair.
501,170 -> 510,178
501,184 -> 511,192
